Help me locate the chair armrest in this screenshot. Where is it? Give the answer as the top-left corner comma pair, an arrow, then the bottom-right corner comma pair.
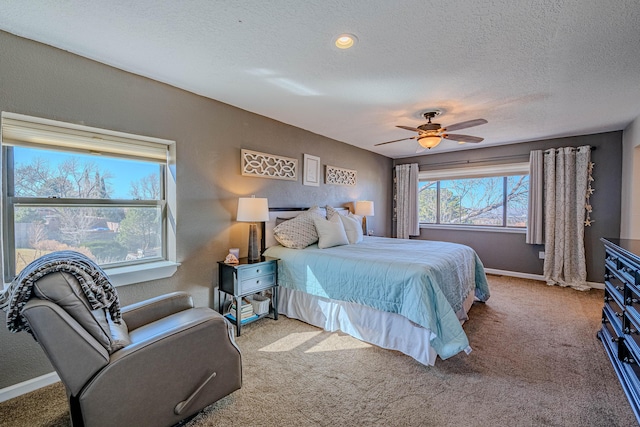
121,291 -> 194,331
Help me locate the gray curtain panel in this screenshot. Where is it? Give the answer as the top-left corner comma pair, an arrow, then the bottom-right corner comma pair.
526,150 -> 544,244
543,146 -> 591,290
395,164 -> 419,239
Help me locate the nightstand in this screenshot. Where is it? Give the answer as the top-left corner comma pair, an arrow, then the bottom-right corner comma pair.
217,256 -> 279,336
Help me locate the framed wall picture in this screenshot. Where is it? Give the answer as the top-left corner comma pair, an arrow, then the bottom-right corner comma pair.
303,154 -> 321,187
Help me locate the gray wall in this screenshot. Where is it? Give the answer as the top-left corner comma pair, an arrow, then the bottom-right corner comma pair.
395,131 -> 622,283
0,31 -> 393,389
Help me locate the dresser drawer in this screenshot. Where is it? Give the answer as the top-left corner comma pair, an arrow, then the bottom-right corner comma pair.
237,262 -> 276,281
605,266 -> 627,300
606,248 -> 639,286
605,281 -> 624,309
604,289 -> 625,331
626,284 -> 640,323
603,306 -> 624,346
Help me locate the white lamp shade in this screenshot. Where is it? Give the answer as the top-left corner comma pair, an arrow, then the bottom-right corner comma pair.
355,200 -> 374,216
237,197 -> 269,222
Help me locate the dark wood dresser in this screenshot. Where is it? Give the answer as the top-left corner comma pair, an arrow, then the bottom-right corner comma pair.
599,238 -> 640,423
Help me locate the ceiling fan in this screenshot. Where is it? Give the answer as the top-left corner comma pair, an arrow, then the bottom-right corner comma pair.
375,111 -> 488,152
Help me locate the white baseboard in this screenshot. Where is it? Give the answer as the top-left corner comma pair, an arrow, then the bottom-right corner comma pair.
484,268 -> 604,290
0,371 -> 60,403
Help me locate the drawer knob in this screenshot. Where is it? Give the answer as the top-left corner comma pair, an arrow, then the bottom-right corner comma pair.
624,356 -> 636,364
256,269 -> 261,274
602,317 -> 609,324
612,337 -> 619,343
626,297 -> 639,305
604,296 -> 613,302
615,312 -> 624,318
616,286 -> 624,292
625,327 -> 638,335
256,280 -> 260,284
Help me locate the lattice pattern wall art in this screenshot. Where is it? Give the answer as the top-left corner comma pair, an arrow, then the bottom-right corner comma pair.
241,149 -> 297,181
325,165 -> 357,186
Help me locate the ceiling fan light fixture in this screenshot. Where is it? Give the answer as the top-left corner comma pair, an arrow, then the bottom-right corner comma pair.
418,135 -> 442,149
334,33 -> 358,49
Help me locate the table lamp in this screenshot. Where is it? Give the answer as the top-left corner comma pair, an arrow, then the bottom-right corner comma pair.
355,200 -> 374,235
237,196 -> 269,261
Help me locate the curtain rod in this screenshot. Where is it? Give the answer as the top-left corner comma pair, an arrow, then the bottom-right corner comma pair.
415,153 -> 529,168
412,145 -> 596,169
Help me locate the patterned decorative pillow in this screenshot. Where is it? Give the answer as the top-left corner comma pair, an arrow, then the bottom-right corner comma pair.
325,205 -> 339,219
273,206 -> 324,249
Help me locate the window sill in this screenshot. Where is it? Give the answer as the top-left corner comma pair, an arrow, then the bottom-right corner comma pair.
106,260 -> 181,287
419,223 -> 526,234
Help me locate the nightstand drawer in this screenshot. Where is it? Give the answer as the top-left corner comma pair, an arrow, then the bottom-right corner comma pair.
239,273 -> 276,295
237,263 -> 276,281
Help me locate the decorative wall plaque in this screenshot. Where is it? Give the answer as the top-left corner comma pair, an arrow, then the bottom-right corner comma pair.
325,165 -> 357,186
241,149 -> 297,180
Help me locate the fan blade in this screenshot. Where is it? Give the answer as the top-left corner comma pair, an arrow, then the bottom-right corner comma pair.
396,125 -> 423,132
442,119 -> 487,132
374,135 -> 418,146
442,134 -> 484,143
415,145 -> 427,154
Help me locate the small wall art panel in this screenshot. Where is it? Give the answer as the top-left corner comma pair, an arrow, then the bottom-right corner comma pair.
241,149 -> 297,180
303,154 -> 321,186
325,165 -> 357,186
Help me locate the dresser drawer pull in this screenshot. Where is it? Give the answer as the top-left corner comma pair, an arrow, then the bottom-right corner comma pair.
626,297 -> 639,305
615,312 -> 624,318
602,317 -> 609,324
255,280 -> 261,284
624,357 -> 637,364
255,269 -> 261,274
604,296 -> 613,302
611,336 -> 620,343
625,327 -> 638,335
616,286 -> 625,292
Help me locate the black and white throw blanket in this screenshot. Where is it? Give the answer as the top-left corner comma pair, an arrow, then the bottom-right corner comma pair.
0,251 -> 121,337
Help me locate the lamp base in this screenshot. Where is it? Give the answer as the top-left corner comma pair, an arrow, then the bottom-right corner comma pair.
362,216 -> 368,235
247,223 -> 261,262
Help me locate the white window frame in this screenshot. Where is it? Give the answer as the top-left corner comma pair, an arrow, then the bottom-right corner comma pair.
418,162 -> 530,233
1,112 -> 178,287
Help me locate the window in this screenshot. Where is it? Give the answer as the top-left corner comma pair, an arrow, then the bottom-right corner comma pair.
1,112 -> 177,286
418,162 -> 529,228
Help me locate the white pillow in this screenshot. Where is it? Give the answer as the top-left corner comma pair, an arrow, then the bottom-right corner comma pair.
339,214 -> 363,244
273,206 -> 324,249
313,215 -> 349,249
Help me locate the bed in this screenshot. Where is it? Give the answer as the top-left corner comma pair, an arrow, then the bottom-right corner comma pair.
262,207 -> 490,365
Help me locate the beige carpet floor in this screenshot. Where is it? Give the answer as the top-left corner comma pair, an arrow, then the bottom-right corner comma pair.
0,275 -> 637,426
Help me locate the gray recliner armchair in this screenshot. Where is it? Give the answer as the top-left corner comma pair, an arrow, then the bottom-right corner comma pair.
19,271 -> 242,427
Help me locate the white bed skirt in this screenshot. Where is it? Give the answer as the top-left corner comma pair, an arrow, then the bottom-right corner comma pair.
278,287 -> 476,366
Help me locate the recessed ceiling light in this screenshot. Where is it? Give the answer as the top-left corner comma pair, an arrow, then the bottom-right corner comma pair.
334,33 -> 358,49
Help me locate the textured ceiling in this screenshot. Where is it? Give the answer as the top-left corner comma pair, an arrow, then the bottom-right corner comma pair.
1,0 -> 639,158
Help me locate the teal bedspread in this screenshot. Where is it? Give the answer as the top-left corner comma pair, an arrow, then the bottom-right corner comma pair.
264,236 -> 490,360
